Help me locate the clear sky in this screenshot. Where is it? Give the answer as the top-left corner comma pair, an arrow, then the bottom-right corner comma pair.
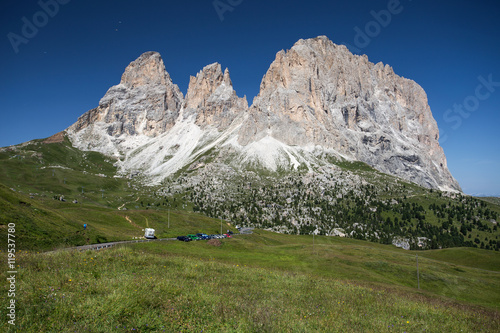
1,0 -> 499,195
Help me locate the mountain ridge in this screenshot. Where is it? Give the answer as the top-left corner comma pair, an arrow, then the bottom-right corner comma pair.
65,36 -> 460,192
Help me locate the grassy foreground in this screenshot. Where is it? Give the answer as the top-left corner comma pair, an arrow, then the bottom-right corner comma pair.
1,232 -> 499,332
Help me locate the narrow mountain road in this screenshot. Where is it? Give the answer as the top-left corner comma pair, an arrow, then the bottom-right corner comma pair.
46,229 -> 252,253
49,238 -> 177,253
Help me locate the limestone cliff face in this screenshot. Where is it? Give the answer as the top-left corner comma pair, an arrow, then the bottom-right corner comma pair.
184,63 -> 247,129
65,36 -> 460,191
68,52 -> 183,154
239,36 -> 459,191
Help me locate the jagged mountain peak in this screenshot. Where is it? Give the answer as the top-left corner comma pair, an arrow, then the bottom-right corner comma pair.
67,51 -> 184,155
65,36 -> 460,192
185,63 -> 239,106
119,51 -> 171,89
223,67 -> 232,85
240,36 -> 460,191
185,62 -> 226,108
185,62 -> 248,128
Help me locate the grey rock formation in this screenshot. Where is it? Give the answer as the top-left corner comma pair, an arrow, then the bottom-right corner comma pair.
67,52 -> 183,154
65,36 -> 460,191
184,63 -> 248,129
239,36 -> 460,191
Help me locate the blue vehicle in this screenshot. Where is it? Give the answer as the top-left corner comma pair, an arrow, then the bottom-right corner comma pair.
196,233 -> 210,240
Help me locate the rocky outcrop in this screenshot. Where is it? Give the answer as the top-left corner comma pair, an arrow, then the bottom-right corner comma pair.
65,36 -> 460,191
238,36 -> 460,191
184,63 -> 247,129
43,131 -> 65,144
67,52 -> 183,154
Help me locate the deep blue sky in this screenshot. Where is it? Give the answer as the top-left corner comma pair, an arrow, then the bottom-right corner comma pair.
1,0 -> 499,195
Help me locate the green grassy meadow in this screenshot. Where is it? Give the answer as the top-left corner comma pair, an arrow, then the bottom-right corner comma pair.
1,230 -> 499,332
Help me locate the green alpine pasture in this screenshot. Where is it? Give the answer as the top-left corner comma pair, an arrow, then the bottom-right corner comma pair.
0,231 -> 499,332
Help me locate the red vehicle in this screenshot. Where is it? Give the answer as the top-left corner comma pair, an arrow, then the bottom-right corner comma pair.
224,233 -> 232,238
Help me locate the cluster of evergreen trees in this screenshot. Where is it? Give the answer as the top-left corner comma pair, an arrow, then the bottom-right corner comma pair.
168,169 -> 500,251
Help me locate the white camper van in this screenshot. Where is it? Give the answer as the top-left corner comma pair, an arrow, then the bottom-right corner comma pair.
144,228 -> 155,239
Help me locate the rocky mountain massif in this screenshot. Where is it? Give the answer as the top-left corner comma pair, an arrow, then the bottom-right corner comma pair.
7,37 -> 500,251
66,36 -> 460,192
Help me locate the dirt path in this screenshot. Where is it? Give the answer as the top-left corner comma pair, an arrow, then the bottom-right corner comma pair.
118,197 -> 141,210
125,216 -> 141,229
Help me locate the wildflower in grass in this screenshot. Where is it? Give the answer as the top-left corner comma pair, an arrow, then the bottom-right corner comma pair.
69,279 -> 72,282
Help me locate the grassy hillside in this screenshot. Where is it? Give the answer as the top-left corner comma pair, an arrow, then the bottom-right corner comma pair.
418,247 -> 500,272
0,182 -> 236,251
1,137 -> 499,252
142,230 -> 500,310
0,137 -> 134,208
481,197 -> 500,206
1,136 -> 499,331
0,138 -> 238,251
1,231 -> 498,332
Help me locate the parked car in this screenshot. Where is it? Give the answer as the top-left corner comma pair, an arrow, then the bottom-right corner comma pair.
224,233 -> 232,238
187,234 -> 200,241
177,236 -> 191,242
196,233 -> 210,240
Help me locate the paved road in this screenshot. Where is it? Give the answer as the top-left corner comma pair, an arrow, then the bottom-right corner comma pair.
56,237 -> 177,252
57,228 -> 254,252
